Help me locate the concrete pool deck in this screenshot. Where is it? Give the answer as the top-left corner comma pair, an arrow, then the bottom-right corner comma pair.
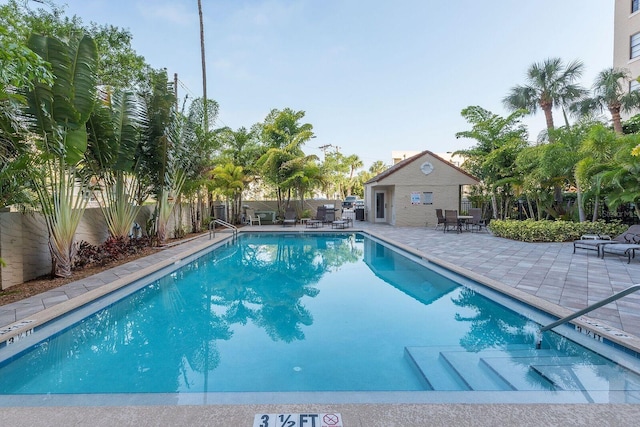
2,223 -> 640,425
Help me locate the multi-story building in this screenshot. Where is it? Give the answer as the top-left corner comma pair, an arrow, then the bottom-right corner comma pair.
614,0 -> 640,118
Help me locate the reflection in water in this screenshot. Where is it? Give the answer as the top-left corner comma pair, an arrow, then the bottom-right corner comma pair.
0,234 -> 361,394
451,287 -> 533,352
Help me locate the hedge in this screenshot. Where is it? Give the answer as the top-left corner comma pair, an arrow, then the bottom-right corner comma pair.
488,219 -> 629,243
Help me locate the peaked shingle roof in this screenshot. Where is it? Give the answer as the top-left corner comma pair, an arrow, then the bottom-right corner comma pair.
364,150 -> 479,185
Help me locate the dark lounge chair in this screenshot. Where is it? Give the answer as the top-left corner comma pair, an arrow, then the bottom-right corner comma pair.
601,240 -> 640,263
573,225 -> 640,257
282,207 -> 297,227
306,207 -> 325,228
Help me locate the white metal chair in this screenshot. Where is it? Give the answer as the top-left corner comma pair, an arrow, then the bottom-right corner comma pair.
246,209 -> 261,226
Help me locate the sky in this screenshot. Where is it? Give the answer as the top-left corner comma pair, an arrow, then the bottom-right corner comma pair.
18,0 -> 615,168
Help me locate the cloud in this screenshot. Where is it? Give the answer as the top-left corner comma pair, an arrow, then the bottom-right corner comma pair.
136,1 -> 197,26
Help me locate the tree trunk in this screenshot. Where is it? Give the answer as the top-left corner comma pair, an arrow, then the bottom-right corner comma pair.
592,195 -> 600,222
576,180 -> 586,222
527,196 -> 534,219
491,193 -> 499,220
50,240 -> 75,278
610,106 -> 624,135
542,104 -> 555,136
196,188 -> 203,232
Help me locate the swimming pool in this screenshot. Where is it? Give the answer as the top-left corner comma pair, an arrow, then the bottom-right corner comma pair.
1,232 -> 640,404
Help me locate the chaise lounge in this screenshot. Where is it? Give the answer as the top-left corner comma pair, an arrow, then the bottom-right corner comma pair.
573,225 -> 640,257
306,206 -> 325,228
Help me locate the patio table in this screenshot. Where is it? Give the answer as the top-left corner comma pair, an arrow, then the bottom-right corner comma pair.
457,215 -> 473,231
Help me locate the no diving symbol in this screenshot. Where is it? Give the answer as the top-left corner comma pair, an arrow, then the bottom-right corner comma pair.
322,414 -> 339,426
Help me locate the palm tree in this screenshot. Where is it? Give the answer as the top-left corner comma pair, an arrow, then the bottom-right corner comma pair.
280,157 -> 325,213
368,161 -> 388,176
344,154 -> 363,196
211,163 -> 246,223
504,58 -> 587,134
257,108 -> 314,213
570,67 -> 640,135
197,0 -> 209,131
575,124 -> 619,220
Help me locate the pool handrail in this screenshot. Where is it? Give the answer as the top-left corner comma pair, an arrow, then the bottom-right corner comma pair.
537,283 -> 640,348
209,219 -> 238,240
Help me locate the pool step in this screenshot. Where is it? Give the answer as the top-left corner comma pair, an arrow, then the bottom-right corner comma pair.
404,346 -> 603,392
404,346 -> 469,390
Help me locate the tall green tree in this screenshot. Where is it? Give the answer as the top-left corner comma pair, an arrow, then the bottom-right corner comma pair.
0,18 -> 53,209
1,0 -> 147,90
211,163 -> 246,223
180,97 -> 219,232
344,154 -> 363,196
256,108 -> 314,214
369,160 -> 388,176
503,58 -> 587,134
570,67 -> 640,135
455,106 -> 529,219
280,157 -> 325,214
320,151 -> 349,199
575,124 -> 619,221
599,134 -> 640,220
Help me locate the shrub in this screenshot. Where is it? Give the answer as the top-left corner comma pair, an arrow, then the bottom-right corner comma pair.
489,219 -> 628,243
74,236 -> 152,269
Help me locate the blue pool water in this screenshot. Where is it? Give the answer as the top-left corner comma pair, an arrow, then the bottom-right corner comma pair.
1,232 -> 640,403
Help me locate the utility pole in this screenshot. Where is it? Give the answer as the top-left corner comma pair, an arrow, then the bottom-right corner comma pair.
318,144 -> 332,159
198,0 -> 208,130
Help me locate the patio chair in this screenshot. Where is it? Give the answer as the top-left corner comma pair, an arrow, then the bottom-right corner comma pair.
601,237 -> 640,263
282,207 -> 297,227
573,225 -> 640,257
443,209 -> 460,233
468,208 -> 487,232
245,209 -> 261,226
434,209 -> 446,230
306,207 -> 325,228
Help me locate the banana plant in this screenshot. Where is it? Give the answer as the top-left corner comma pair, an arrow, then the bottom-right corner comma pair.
155,125 -> 187,244
87,89 -> 147,239
24,34 -> 98,277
